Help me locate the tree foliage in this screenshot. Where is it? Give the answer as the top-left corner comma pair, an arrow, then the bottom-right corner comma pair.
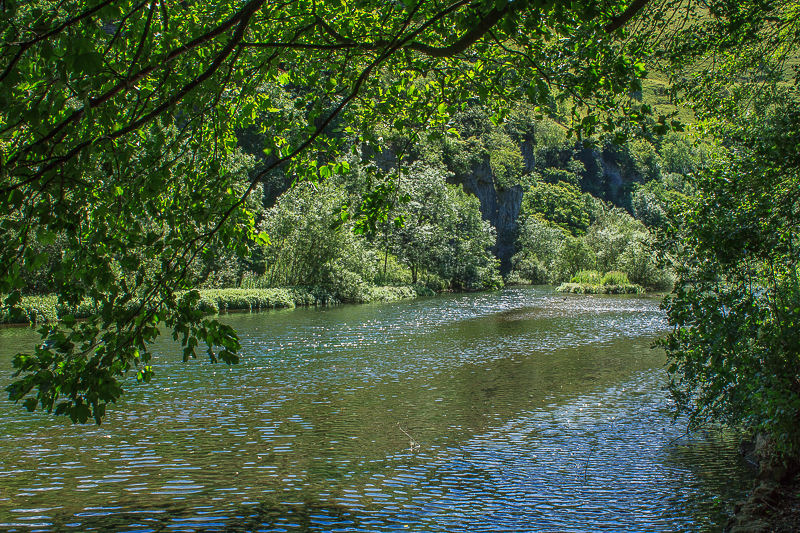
522,179 -> 594,236
648,0 -> 800,453
0,0 -> 666,422
661,100 -> 800,455
2,0 -> 785,422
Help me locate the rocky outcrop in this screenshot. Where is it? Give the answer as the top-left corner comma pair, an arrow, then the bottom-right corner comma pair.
451,160 -> 523,274
451,143 -> 638,274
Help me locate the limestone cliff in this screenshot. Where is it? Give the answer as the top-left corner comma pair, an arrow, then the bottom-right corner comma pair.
451,142 -> 635,275
451,161 -> 523,274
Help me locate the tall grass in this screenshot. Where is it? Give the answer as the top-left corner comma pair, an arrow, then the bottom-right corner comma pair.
570,270 -> 602,284
600,271 -> 630,286
558,269 -> 643,294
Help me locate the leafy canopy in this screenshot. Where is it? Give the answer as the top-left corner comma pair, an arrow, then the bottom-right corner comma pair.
0,0 -> 772,422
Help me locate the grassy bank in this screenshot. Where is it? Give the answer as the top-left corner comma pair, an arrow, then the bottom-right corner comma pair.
1,285 -> 436,326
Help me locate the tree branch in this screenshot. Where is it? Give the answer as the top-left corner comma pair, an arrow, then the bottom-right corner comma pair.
242,0 -> 514,58
1,0 -> 266,196
1,0 -> 268,185
0,0 -> 121,83
605,0 -> 653,32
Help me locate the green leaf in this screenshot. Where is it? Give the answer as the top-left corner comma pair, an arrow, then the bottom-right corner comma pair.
4,291 -> 21,307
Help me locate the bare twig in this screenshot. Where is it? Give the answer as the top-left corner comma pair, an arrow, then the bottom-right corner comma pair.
398,422 -> 421,451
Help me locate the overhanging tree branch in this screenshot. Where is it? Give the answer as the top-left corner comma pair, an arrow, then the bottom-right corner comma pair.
241,0 -> 514,58
1,0 -> 269,193
605,0 -> 653,32
0,0 -> 122,82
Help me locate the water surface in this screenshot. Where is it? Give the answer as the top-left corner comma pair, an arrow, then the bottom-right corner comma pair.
0,287 -> 752,531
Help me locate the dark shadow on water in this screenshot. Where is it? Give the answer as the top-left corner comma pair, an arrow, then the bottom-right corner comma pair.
38,499 -> 375,532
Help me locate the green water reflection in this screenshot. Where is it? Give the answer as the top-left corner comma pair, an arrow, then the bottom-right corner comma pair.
0,287 -> 751,531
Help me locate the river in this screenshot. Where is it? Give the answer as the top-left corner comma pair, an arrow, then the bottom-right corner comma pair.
0,287 -> 752,531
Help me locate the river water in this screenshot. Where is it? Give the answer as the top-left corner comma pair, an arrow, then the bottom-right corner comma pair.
0,287 -> 752,531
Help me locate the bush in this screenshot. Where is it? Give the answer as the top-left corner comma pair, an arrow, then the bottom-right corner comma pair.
661,104 -> 800,455
522,180 -> 592,236
373,254 -> 413,286
584,206 -> 673,289
508,256 -> 549,284
571,270 -> 602,284
195,288 -> 310,312
421,274 -> 448,292
1,295 -> 59,324
1,295 -> 107,325
540,167 -> 580,186
626,138 -> 662,181
487,129 -> 525,189
1,284 -> 440,326
510,218 -> 567,284
617,238 -> 675,291
326,263 -> 370,303
600,270 -> 630,286
551,237 -> 596,282
504,271 -> 529,285
364,284 -> 434,302
659,132 -> 701,175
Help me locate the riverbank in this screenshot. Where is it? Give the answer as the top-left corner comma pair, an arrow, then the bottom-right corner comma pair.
0,285 -> 436,325
727,437 -> 800,532
728,478 -> 800,532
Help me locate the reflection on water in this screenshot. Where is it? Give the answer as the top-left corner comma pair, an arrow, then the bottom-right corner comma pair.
0,287 -> 751,531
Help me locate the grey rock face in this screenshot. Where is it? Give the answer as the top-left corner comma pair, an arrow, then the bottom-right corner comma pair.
452,161 -> 523,274
451,143 -> 637,275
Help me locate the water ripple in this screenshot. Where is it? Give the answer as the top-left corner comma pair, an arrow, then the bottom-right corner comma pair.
0,288 -> 747,531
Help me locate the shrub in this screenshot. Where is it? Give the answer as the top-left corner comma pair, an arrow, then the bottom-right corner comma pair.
327,264 -> 370,303
504,271 -> 529,285
508,256 -> 549,284
488,129 -> 525,189
522,180 -> 592,236
540,167 -> 580,186
617,238 -> 675,291
195,288 -> 303,312
571,270 -> 602,284
551,237 -> 596,282
601,270 -> 630,286
373,254 -> 413,286
626,138 -> 662,181
1,295 -> 106,325
421,274 -> 448,292
510,218 -> 567,284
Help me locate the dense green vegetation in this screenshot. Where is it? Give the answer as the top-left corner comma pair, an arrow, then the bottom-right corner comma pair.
1,0 -> 798,466
256,164 -> 501,294
1,285 -> 434,325
11,151 -> 500,305
3,0 -> 651,422
556,270 -> 644,295
662,100 -> 800,456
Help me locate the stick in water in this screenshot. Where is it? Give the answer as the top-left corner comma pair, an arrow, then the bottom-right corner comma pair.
397,422 -> 420,451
